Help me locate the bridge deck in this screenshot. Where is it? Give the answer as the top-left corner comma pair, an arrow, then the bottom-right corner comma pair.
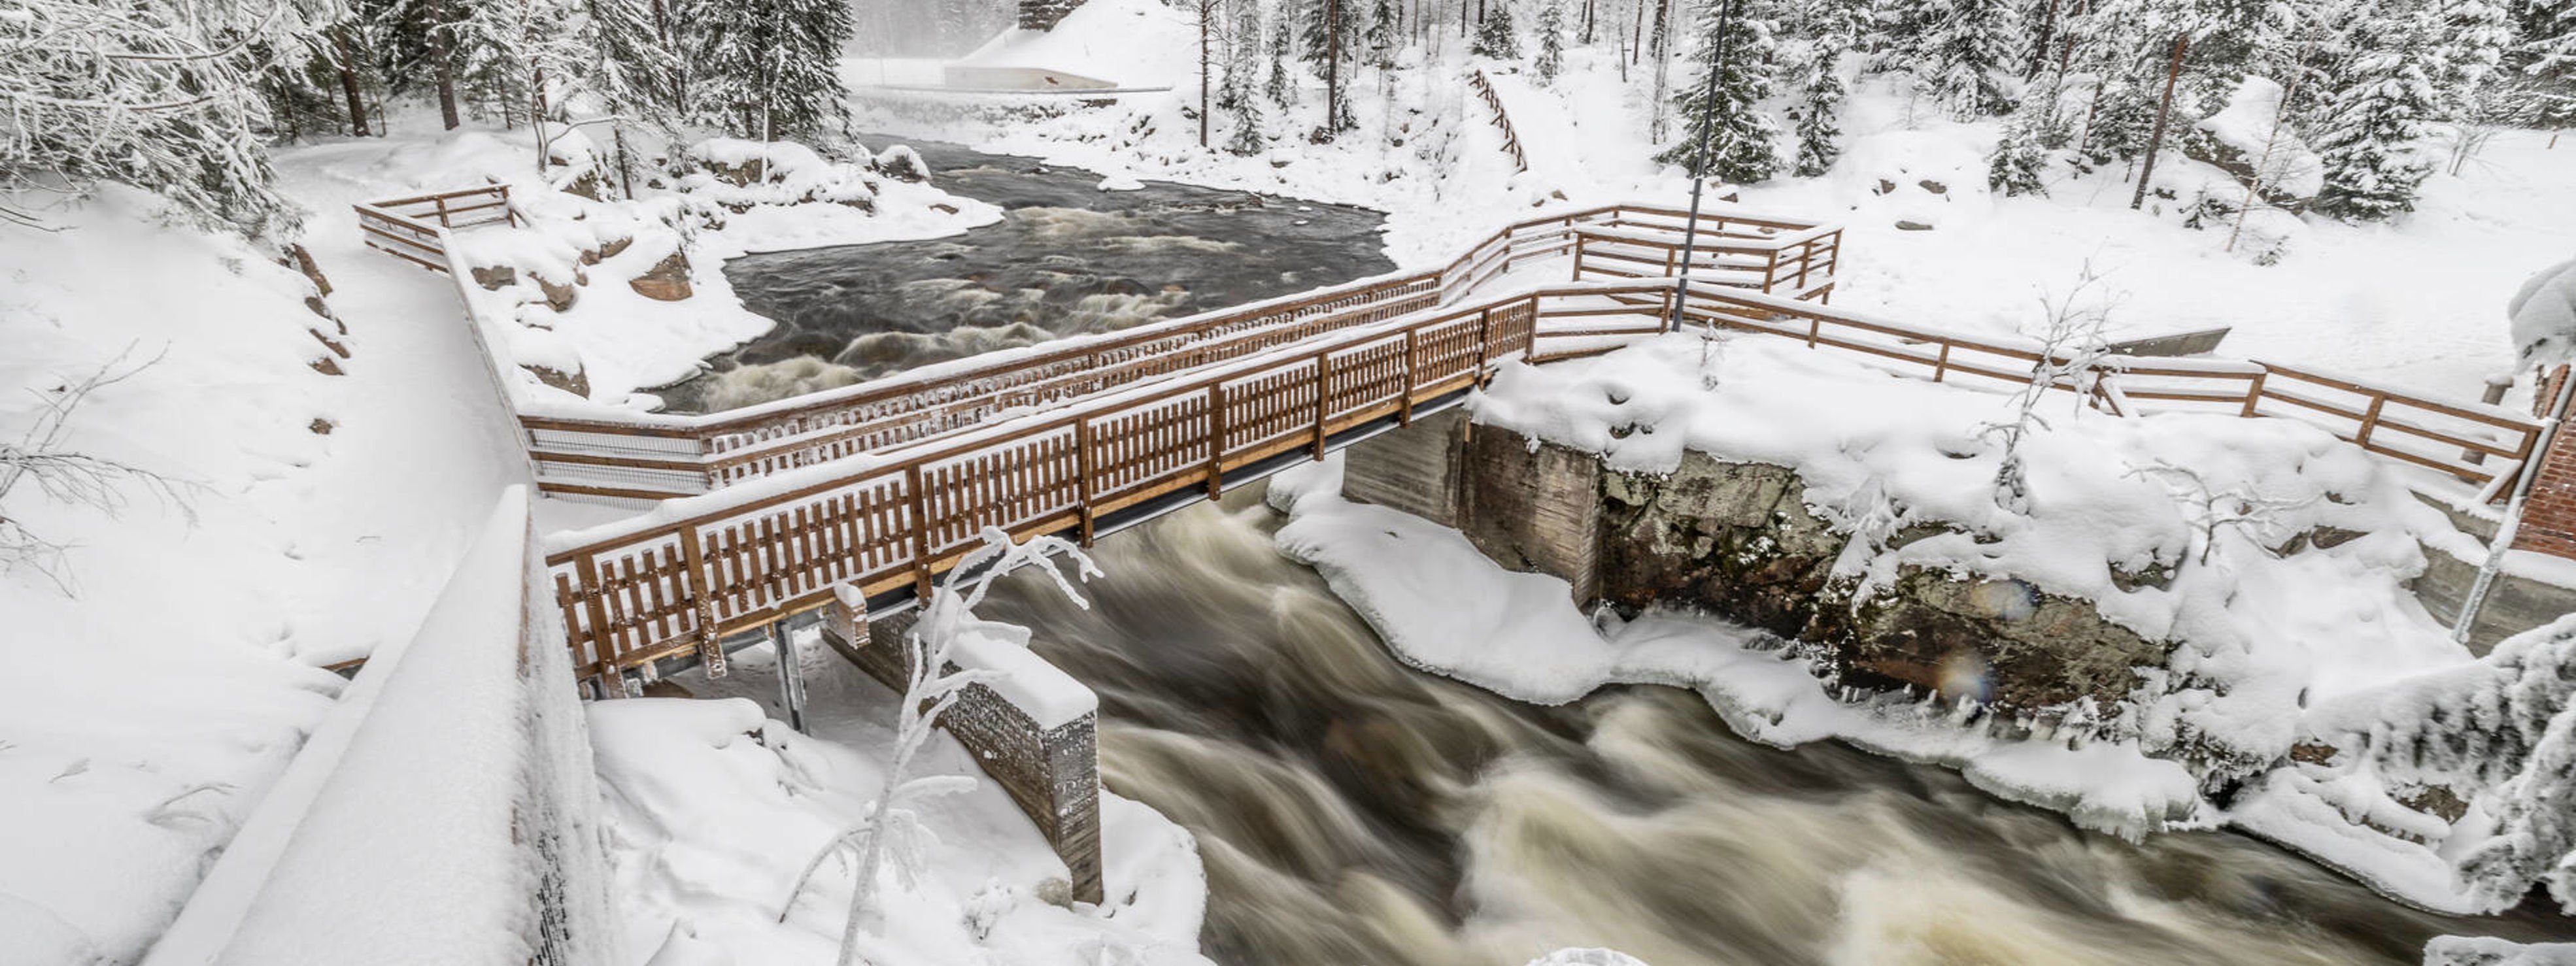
361,179 -> 2541,697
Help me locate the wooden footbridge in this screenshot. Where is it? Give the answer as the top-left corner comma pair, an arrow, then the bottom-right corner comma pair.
365,182 -> 2545,699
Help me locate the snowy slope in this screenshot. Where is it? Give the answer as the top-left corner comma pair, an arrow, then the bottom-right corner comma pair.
0,169 -> 529,962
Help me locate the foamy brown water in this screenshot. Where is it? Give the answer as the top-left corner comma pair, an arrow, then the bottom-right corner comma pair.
960,494 -> 2576,965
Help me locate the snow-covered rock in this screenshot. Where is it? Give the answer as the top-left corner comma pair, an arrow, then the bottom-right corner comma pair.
2509,259 -> 2576,371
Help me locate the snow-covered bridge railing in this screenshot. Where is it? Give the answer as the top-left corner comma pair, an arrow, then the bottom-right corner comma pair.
497,201 -> 1839,500
352,184 -> 517,273
539,279 -> 1702,693
1466,68 -> 1528,174
143,486 -> 615,966
1678,282 -> 2546,490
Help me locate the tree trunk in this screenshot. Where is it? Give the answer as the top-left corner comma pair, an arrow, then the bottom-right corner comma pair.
2129,33 -> 2188,211
331,25 -> 369,137
1327,0 -> 1344,133
427,0 -> 460,130
2028,0 -> 2058,79
2059,0 -> 2082,74
1200,0 -> 1213,148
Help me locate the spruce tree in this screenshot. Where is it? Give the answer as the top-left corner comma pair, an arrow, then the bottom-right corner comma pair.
1267,10 -> 1296,108
1368,0 -> 1401,69
1222,0 -> 1268,151
1473,5 -> 1523,58
1881,0 -> 2027,116
2427,0 -> 2515,120
2516,0 -> 2576,131
1782,0 -> 1859,176
2313,6 -> 2440,219
1655,0 -> 1784,184
685,0 -> 851,142
1536,2 -> 1570,81
1988,76 -> 2062,194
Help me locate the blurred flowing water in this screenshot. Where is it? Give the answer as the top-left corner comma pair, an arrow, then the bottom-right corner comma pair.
662,139 -> 1393,413
966,491 -> 2576,966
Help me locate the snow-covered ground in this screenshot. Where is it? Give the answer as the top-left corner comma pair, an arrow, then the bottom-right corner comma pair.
1,167 -> 528,959
856,0 -> 2575,407
590,642 -> 1212,966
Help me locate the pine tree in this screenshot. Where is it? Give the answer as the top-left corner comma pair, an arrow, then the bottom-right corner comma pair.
1655,0 -> 1784,184
1536,1 -> 1570,81
1473,5 -> 1523,58
685,0 -> 851,142
2312,6 -> 2440,220
2426,0 -> 2515,120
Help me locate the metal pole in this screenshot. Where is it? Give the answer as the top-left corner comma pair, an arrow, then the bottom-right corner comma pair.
2453,365 -> 2575,645
770,618 -> 809,733
1667,0 -> 1739,333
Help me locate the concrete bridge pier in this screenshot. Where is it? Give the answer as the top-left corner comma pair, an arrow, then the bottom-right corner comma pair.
1344,408 -> 1604,603
819,589 -> 1105,905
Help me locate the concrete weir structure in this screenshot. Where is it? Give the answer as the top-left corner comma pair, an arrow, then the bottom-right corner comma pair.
1339,407 -> 2576,709
819,590 -> 1106,905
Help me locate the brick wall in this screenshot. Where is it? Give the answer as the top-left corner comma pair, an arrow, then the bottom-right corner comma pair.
821,601 -> 1104,904
2514,365 -> 2576,559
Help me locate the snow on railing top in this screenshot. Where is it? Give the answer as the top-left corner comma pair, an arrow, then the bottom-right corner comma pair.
150,486 -> 617,966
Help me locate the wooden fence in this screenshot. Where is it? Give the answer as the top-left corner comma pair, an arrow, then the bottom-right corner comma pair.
352,185 -> 517,273
537,282 -> 1729,690
1675,282 -> 2543,490
516,202 -> 1842,499
1466,69 -> 1529,173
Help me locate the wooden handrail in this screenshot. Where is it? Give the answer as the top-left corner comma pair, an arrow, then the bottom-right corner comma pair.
1467,69 -> 1528,173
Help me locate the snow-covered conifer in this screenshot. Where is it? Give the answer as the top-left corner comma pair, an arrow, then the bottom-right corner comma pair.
2311,6 -> 2439,220
1473,5 -> 1524,59
0,0 -> 335,235
1267,8 -> 1297,108
1368,0 -> 1402,69
1989,95 -> 2056,194
1882,0 -> 2027,116
1781,0 -> 1859,176
1654,0 -> 1783,183
1536,2 -> 1570,82
684,0 -> 849,142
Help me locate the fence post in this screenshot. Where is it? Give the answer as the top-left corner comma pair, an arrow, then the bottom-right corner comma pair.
1401,329 -> 1419,425
905,465 -> 935,599
571,554 -> 621,691
1312,350 -> 1332,459
1205,384 -> 1225,499
2355,395 -> 2388,450
1074,420 -> 1096,546
2241,370 -> 2269,418
1933,343 -> 1952,382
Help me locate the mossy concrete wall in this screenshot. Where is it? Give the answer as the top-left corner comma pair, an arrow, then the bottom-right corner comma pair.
1344,420 -> 2169,711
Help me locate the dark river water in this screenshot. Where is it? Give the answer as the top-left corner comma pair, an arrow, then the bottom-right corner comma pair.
957,492 -> 2576,966
660,138 -> 1395,413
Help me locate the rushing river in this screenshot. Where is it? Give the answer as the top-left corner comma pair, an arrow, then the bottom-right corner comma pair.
953,491 -> 2576,966
662,139 -> 1395,413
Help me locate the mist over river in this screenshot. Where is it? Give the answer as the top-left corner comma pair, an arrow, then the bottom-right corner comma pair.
659,138 -> 1394,414
959,492 -> 2576,966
